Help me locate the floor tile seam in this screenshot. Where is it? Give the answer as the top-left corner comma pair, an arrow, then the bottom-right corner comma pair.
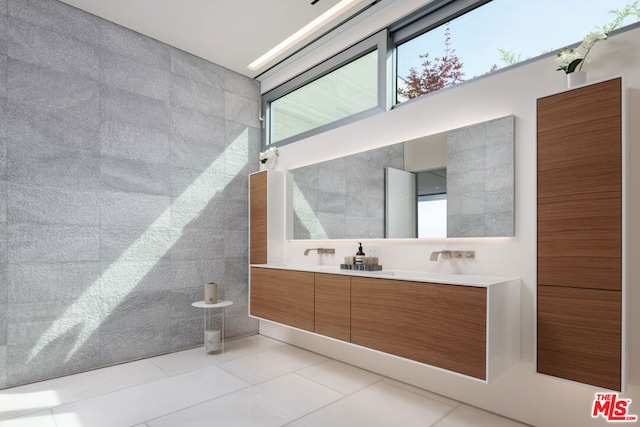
145,338 -> 285,376
216,350 -> 330,387
428,404 -> 459,427
140,382 -> 254,426
380,377 -> 462,408
246,388 -> 318,425
146,355 -> 216,377
213,361 -> 296,388
289,371 -> 351,396
292,370 -> 384,396
146,358 -> 176,377
0,359 -> 170,421
42,408 -> 58,427
48,363 -> 241,416
215,342 -> 297,369
277,379 -> 459,427
217,340 -> 298,363
271,375 -> 387,425
292,355 -> 330,373
0,407 -> 55,425
276,387 -> 361,427
0,408 -> 42,423
445,402 -> 534,427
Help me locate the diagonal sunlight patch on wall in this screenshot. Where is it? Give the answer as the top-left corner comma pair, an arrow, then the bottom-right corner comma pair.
292,181 -> 328,239
27,129 -> 250,363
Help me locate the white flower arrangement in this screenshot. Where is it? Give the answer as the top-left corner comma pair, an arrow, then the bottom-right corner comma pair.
259,146 -> 280,164
556,30 -> 608,74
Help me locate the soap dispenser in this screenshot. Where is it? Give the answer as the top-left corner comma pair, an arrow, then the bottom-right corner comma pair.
355,242 -> 365,265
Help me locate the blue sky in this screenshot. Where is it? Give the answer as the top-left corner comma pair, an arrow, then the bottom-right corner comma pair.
397,0 -> 636,80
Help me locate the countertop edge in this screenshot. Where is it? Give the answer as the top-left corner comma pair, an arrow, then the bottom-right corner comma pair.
250,264 -> 519,287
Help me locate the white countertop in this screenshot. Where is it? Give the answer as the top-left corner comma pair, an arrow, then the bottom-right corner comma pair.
250,263 -> 518,287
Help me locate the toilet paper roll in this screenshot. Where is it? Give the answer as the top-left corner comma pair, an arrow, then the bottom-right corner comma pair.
205,282 -> 218,304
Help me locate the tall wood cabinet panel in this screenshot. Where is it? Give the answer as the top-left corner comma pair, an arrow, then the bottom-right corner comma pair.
250,267 -> 315,332
249,172 -> 268,264
537,77 -> 623,390
537,78 -> 622,290
314,273 -> 351,342
249,170 -> 287,264
351,277 -> 487,380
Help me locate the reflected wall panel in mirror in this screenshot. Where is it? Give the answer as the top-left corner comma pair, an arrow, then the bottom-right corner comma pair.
289,115 -> 515,239
290,144 -> 403,239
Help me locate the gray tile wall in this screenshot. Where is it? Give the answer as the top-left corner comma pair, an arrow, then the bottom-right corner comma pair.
0,0 -> 260,389
447,115 -> 515,237
291,143 -> 403,239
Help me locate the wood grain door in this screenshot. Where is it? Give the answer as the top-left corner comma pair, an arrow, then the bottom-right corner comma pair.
537,78 -> 622,290
249,172 -> 268,264
537,285 -> 621,391
351,277 -> 487,380
250,267 -> 315,331
314,273 -> 351,342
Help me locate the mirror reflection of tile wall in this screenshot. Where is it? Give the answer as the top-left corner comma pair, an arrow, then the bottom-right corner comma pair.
289,114 -> 515,240
290,144 -> 404,239
447,115 -> 515,237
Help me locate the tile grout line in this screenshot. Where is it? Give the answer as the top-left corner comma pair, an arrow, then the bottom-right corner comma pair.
46,360 -> 243,422
141,382 -> 254,426
427,405 -> 459,427
141,340 -> 306,424
280,377 -> 388,427
0,357 -> 170,422
2,340 -> 256,423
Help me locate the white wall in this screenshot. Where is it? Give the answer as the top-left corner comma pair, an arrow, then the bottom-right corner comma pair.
262,26 -> 640,427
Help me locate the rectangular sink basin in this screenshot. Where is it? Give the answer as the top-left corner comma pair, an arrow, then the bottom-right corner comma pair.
369,269 -> 516,286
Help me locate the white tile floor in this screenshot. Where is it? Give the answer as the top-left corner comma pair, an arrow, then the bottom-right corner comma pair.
0,335 -> 530,427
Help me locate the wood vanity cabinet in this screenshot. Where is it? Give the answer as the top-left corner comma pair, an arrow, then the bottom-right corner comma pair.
351,277 -> 487,380
314,273 -> 351,342
250,267 -> 518,381
537,77 -> 623,391
249,267 -> 315,332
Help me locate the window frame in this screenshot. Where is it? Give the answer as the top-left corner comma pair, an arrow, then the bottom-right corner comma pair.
390,0 -> 490,106
262,0 -> 639,148
390,0 -> 489,46
262,29 -> 390,149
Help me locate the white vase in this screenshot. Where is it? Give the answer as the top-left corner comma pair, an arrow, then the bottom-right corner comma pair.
259,162 -> 267,171
204,282 -> 217,304
268,157 -> 278,170
567,70 -> 587,88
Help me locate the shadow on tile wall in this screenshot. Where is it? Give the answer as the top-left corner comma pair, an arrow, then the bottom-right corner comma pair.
0,0 -> 260,388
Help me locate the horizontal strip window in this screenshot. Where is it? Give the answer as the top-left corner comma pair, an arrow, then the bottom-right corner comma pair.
262,0 -> 640,146
393,0 -> 636,105
263,30 -> 389,148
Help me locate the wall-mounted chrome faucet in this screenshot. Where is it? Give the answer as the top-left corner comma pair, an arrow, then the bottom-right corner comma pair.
430,250 -> 451,261
430,250 -> 475,261
304,248 -> 336,256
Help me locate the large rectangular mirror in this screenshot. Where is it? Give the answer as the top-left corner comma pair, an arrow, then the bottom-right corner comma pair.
289,115 -> 515,239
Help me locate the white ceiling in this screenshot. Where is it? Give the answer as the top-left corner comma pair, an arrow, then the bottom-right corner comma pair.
58,0 -> 374,78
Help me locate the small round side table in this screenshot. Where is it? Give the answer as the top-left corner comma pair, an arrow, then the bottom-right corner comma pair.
191,300 -> 233,354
